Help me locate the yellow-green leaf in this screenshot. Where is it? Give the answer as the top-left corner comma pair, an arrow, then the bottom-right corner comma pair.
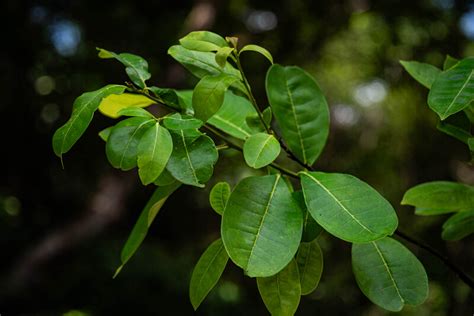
98,93 -> 154,119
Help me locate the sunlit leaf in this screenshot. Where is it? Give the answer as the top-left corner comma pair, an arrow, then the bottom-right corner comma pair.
209,182 -> 231,215
215,47 -> 235,68
243,133 -> 281,169
98,93 -> 154,118
180,31 -> 228,52
400,60 -> 441,89
239,44 -> 273,64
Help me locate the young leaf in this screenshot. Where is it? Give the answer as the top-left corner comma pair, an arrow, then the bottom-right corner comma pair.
189,238 -> 229,310
400,60 -> 441,89
266,65 -> 330,165
179,31 -> 228,52
53,84 -> 126,159
192,74 -> 240,121
106,117 -> 155,170
300,172 -> 398,243
162,113 -> 203,130
352,237 -> 429,312
428,57 -> 474,120
114,182 -> 181,277
98,127 -> 113,142
441,209 -> 474,241
443,55 -> 459,70
436,121 -> 472,144
243,133 -> 281,169
239,44 -> 274,64
401,181 -> 474,213
137,123 -> 173,185
221,174 -> 303,277
98,93 -> 154,118
292,191 -> 322,242
97,48 -> 151,88
296,240 -> 323,295
209,182 -> 231,215
168,45 -> 241,80
117,107 -> 155,118
257,259 -> 301,316
215,47 -> 235,68
166,130 -> 219,187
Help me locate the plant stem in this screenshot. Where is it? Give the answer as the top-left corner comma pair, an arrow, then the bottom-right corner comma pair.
395,230 -> 474,289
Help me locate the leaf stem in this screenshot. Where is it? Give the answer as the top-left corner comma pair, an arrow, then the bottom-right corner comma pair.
395,229 -> 474,289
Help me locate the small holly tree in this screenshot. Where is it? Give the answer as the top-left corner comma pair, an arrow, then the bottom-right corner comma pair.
52,31 -> 473,314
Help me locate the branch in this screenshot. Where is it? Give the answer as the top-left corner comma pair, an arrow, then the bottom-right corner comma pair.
395,230 -> 474,289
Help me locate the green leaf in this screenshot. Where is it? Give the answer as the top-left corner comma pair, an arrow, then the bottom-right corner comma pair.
117,107 -> 155,118
106,117 -> 155,170
98,127 -> 113,142
414,207 -> 457,216
292,191 -> 322,242
443,55 -> 459,70
257,259 -> 301,316
300,172 -> 398,243
266,65 -> 330,165
114,182 -> 181,277
469,138 -> 474,151
153,169 -> 177,187
137,123 -> 173,185
98,93 -> 154,118
166,130 -> 218,187
296,240 -> 323,295
53,85 -> 126,159
179,31 -> 228,52
148,86 -> 181,110
221,174 -> 303,277
97,48 -> 151,88
243,133 -> 281,169
192,74 -> 240,121
428,57 -> 474,120
442,210 -> 474,240
400,60 -> 441,89
189,238 -> 229,310
209,182 -> 231,215
168,45 -> 241,80
246,107 -> 272,132
352,237 -> 429,312
162,113 -> 203,130
215,47 -> 235,68
436,111 -> 472,144
402,181 -> 474,213
239,44 -> 274,64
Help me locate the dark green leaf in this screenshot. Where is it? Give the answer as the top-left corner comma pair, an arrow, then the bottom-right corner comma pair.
428,57 -> 474,120
148,86 -> 181,110
239,44 -> 273,64
442,210 -> 474,240
292,191 -> 322,242
436,111 -> 472,144
137,123 -> 173,185
97,48 -> 150,88
257,259 -> 301,316
402,181 -> 474,213
192,74 -> 240,121
243,133 -> 281,169
352,237 -> 429,312
400,60 -> 441,89
53,85 -> 126,159
162,113 -> 203,130
300,172 -> 398,243
246,107 -> 272,133
266,65 -> 329,165
209,182 -> 231,215
189,238 -> 229,310
106,117 -> 155,170
443,55 -> 459,70
221,174 -> 303,277
114,182 -> 181,277
296,240 -> 323,295
166,130 -> 218,187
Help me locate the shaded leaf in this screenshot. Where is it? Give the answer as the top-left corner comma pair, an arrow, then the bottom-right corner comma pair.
209,182 -> 231,215
117,107 -> 155,118
300,172 -> 398,243
292,191 -> 322,242
296,240 -> 323,295
148,86 -> 181,110
98,127 -> 113,142
53,85 -> 126,159
246,107 -> 272,132
240,44 -> 273,64
441,210 -> 474,241
243,133 -> 281,169
221,174 -> 303,277
190,238 -> 229,310
443,55 -> 459,70
180,31 -> 228,52
400,60 -> 441,89
162,113 -> 203,130
436,111 -> 472,144
352,237 -> 429,312
257,259 -> 301,316
266,65 -> 329,165
98,93 -> 154,118
153,169 -> 177,187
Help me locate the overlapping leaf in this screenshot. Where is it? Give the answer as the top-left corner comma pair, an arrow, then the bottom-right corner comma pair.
400,60 -> 441,89
296,240 -> 323,295
441,210 -> 474,240
243,133 -> 281,169
209,182 -> 231,215
98,93 -> 154,118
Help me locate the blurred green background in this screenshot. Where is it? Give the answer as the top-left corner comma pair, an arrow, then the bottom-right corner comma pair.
1,0 -> 473,315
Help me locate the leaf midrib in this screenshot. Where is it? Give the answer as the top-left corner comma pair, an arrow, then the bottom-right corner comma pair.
442,69 -> 474,118
252,135 -> 273,166
181,130 -> 200,185
119,120 -> 153,169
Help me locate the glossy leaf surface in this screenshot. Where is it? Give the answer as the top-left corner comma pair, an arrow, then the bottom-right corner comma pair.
352,237 -> 429,312
98,93 -> 154,118
266,65 -> 329,165
301,172 -> 398,243
221,175 -> 303,277
162,113 -> 203,130
257,259 -> 301,316
243,133 -> 281,169
296,240 -> 323,295
189,238 -> 229,310
209,182 -> 231,215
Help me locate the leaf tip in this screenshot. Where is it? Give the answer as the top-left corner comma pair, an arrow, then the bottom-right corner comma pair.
112,265 -> 124,279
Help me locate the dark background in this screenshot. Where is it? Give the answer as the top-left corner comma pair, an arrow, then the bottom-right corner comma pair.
1,0 -> 474,315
